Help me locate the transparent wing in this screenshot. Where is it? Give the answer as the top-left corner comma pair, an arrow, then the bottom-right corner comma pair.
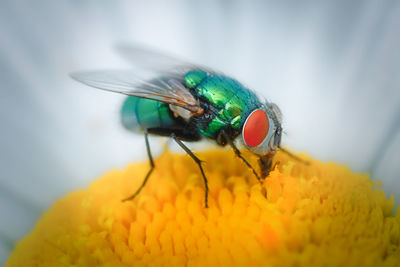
70,70 -> 202,113
116,44 -> 213,75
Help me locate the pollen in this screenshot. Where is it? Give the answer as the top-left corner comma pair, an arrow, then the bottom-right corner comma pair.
5,150 -> 400,266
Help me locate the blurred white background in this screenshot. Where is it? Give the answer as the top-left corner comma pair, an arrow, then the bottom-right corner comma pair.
1,0 -> 400,264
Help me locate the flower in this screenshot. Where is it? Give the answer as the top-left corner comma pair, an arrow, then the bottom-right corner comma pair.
5,150 -> 400,266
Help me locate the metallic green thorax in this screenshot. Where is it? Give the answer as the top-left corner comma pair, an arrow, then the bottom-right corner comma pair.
121,70 -> 263,141
185,70 -> 262,138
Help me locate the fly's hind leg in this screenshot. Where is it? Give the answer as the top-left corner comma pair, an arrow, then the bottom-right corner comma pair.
122,130 -> 154,202
171,133 -> 209,208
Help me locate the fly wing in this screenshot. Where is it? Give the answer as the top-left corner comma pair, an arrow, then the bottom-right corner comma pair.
70,70 -> 203,114
116,44 -> 213,75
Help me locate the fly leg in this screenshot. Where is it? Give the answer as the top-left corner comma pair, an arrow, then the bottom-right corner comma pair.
221,132 -> 262,184
171,133 -> 209,208
278,145 -> 310,165
122,131 -> 154,202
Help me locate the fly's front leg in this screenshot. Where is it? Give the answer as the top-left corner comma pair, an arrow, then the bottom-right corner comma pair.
171,133 -> 209,208
278,145 -> 310,165
122,131 -> 154,202
221,131 -> 262,184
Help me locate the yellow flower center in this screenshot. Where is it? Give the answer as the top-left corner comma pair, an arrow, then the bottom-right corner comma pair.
5,150 -> 400,266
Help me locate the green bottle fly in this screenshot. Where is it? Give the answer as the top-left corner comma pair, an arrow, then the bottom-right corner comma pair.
71,45 -> 291,208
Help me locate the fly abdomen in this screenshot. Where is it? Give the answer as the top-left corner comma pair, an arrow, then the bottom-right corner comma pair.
121,96 -> 175,132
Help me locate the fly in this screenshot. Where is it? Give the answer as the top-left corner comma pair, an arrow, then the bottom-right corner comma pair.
71,45 -> 305,208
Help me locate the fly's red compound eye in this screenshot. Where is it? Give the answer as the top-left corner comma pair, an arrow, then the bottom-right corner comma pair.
243,109 -> 269,147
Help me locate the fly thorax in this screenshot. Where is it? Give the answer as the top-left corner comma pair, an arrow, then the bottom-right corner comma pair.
184,70 -> 208,89
230,115 -> 241,128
